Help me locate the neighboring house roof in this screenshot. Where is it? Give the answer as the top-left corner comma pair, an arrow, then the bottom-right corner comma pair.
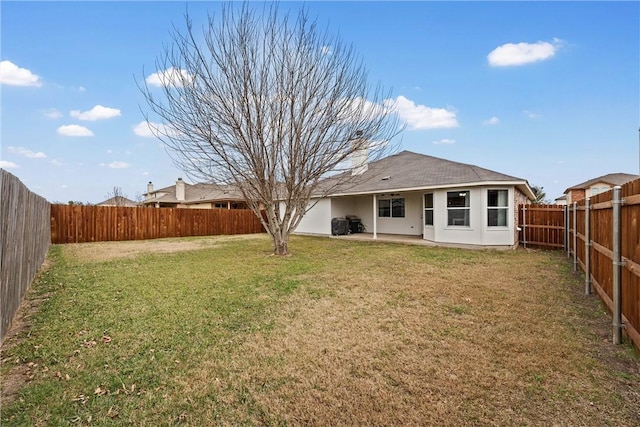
144,182 -> 245,205
564,173 -> 638,192
318,150 -> 535,199
96,196 -> 139,207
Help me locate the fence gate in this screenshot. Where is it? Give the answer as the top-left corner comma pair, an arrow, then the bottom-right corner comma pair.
518,204 -> 566,250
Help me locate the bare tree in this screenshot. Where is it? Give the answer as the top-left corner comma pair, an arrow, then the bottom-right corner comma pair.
104,186 -> 129,206
139,2 -> 401,255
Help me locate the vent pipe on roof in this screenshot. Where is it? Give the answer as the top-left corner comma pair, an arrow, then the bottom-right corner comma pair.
176,177 -> 186,201
351,130 -> 368,176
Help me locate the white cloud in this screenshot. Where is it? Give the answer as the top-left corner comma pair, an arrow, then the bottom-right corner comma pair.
524,110 -> 540,119
145,67 -> 193,88
321,45 -> 332,55
43,109 -> 63,119
387,95 -> 458,130
57,124 -> 94,136
0,160 -> 19,169
108,161 -> 131,169
432,139 -> 456,145
483,116 -> 500,125
133,121 -> 178,138
487,38 -> 563,67
50,159 -> 63,166
8,146 -> 47,158
0,60 -> 42,87
70,105 -> 121,121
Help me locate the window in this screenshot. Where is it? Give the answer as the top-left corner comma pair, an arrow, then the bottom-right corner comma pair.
424,193 -> 434,226
447,191 -> 470,226
487,189 -> 508,227
378,199 -> 390,217
378,198 -> 405,218
214,202 -> 228,209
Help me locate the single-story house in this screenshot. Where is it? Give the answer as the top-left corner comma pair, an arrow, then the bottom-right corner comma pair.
292,150 -> 535,249
96,196 -> 139,207
562,173 -> 638,204
142,178 -> 248,209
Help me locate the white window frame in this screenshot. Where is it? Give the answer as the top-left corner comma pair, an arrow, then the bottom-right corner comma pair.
424,193 -> 434,226
447,191 -> 470,227
487,189 -> 509,227
378,197 -> 405,218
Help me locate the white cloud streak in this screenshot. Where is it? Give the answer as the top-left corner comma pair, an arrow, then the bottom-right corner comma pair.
43,109 -> 63,119
8,146 -> 47,158
145,67 -> 193,88
432,139 -> 456,145
487,38 -> 563,67
133,121 -> 178,138
108,161 -> 131,169
483,116 -> 500,125
0,60 -> 42,87
0,160 -> 19,169
70,105 -> 121,121
387,95 -> 458,130
57,124 -> 94,137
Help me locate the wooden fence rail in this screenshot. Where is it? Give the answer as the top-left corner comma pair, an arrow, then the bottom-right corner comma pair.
519,176 -> 640,351
50,204 -> 265,244
1,170 -> 51,344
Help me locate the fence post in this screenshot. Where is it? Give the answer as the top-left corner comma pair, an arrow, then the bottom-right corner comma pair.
584,198 -> 591,295
572,202 -> 578,271
522,204 -> 527,248
612,186 -> 623,344
564,205 -> 569,257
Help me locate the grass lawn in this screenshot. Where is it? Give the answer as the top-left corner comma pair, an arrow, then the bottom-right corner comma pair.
1,234 -> 639,426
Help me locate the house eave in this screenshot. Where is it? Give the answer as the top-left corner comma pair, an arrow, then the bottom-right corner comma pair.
318,180 -> 535,200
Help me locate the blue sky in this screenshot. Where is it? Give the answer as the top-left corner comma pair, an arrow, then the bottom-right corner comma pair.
1,1 -> 638,203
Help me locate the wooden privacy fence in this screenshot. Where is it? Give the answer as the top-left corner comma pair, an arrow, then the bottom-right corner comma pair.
1,170 -> 51,344
51,205 -> 265,244
519,204 -> 565,249
519,177 -> 640,351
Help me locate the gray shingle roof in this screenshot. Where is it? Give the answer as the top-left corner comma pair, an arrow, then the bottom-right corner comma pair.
564,173 -> 638,192
146,182 -> 244,204
320,151 -> 532,197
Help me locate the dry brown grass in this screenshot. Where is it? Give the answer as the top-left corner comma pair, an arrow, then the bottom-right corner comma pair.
61,234 -> 261,263
193,243 -> 639,426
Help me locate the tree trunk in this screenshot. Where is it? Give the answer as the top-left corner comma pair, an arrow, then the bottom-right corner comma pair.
273,237 -> 288,255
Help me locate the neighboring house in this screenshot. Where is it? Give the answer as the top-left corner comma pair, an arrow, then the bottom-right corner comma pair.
554,195 -> 567,206
563,173 -> 638,204
142,178 -> 248,209
96,196 -> 139,207
292,150 -> 535,249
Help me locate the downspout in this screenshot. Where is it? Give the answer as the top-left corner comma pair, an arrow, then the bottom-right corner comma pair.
372,194 -> 378,239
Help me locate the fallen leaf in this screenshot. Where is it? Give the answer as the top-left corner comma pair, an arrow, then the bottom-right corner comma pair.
101,336 -> 112,344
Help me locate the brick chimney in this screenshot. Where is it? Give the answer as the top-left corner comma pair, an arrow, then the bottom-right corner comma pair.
176,178 -> 186,201
147,181 -> 154,194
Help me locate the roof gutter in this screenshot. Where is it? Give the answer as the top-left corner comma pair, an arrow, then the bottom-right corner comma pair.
316,180 -> 536,200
